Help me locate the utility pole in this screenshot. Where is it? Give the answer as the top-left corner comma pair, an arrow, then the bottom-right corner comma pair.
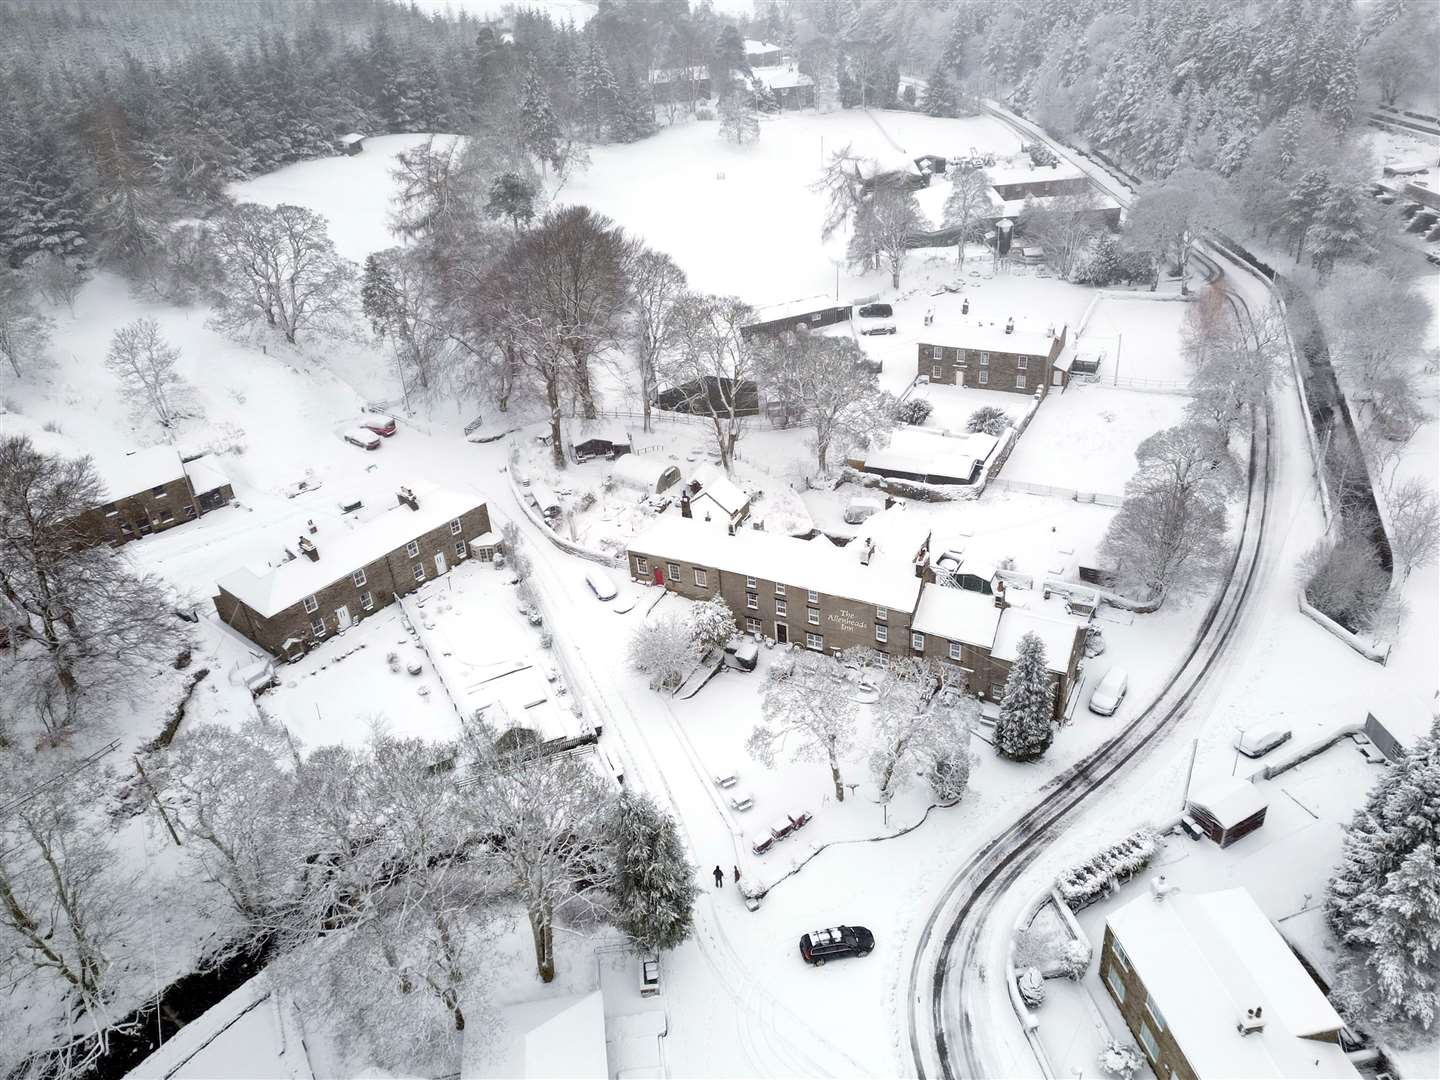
1179,737 -> 1199,812
134,755 -> 182,847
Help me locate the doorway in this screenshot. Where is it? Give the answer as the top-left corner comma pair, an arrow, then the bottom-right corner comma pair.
653,567 -> 664,586
335,605 -> 352,630
775,623 -> 789,644
434,551 -> 447,576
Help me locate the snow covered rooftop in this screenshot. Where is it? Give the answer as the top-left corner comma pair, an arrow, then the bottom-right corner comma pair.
743,38 -> 781,55
690,463 -> 750,517
630,517 -> 925,611
912,585 -> 1001,648
921,314 -> 1062,359
749,64 -> 814,91
215,483 -> 486,618
853,426 -> 998,482
746,294 -> 843,325
853,504 -> 932,570
97,445 -> 186,500
182,454 -> 231,496
340,132 -> 364,145
991,608 -> 1084,675
1106,888 -> 1357,1079
1188,776 -> 1269,829
463,990 -> 608,1079
984,160 -> 1086,189
649,64 -> 708,83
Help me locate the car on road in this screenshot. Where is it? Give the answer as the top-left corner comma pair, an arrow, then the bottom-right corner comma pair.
799,925 -> 874,966
584,569 -> 618,601
1087,667 -> 1128,716
1234,727 -> 1292,759
855,302 -> 897,335
360,413 -> 397,437
343,428 -> 382,451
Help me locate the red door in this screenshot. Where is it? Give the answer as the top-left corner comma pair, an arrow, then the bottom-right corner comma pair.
653,567 -> 664,586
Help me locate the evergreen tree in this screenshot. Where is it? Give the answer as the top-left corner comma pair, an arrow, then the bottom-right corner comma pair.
611,68 -> 657,143
578,38 -> 619,141
1327,720 -> 1440,1037
1308,182 -> 1374,279
994,632 -> 1055,762
484,173 -> 537,232
360,253 -> 397,338
519,62 -> 563,172
1,126 -> 91,262
922,65 -> 957,117
607,791 -> 699,952
82,102 -> 163,267
717,93 -> 759,145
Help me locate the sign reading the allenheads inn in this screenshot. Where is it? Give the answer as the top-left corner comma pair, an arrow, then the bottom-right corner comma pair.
827,605 -> 868,636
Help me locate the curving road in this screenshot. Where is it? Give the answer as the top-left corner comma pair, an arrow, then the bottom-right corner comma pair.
905,104 -> 1293,1080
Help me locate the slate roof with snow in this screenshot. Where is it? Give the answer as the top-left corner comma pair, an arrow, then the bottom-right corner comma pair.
215,484 -> 486,618
340,132 -> 364,145
746,294 -> 845,325
690,464 -> 749,517
743,38 -> 781,56
853,504 -> 932,568
749,64 -> 814,91
921,314 -> 1062,359
182,455 -> 231,496
912,585 -> 1001,648
1188,776 -> 1269,829
630,516 -> 925,611
983,160 -> 1085,189
463,990 -> 608,1079
1106,888 -> 1357,1079
853,426 -> 998,483
96,446 -> 187,500
991,608 -> 1084,675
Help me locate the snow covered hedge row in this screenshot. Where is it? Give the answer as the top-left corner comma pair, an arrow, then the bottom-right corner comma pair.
1055,826 -> 1160,911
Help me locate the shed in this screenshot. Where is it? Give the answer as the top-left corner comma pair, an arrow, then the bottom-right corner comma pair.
572,435 -> 630,463
611,455 -> 681,495
183,455 -> 234,512
340,133 -> 365,155
1186,776 -> 1268,848
653,376 -> 760,417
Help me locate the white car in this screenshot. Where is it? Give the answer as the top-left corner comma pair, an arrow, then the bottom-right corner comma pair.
855,302 -> 897,335
1087,667 -> 1128,716
584,569 -> 618,601
343,427 -> 381,450
1234,727 -> 1292,759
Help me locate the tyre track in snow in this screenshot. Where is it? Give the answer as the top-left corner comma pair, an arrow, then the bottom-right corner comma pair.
501,483 -> 866,1078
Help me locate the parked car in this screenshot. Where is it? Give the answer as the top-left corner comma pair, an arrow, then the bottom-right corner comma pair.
724,639 -> 759,671
360,413 -> 397,437
1234,727 -> 1292,759
584,569 -> 617,601
799,926 -> 874,966
855,302 -> 897,335
343,428 -> 381,450
1087,667 -> 1128,716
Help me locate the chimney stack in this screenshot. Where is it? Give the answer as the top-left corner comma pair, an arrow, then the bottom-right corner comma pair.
993,578 -> 1007,609
1005,317 -> 1015,335
1237,1007 -> 1266,1036
298,536 -> 319,562
397,486 -> 418,511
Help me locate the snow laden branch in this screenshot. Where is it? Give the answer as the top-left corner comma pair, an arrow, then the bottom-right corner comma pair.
748,650 -> 858,802
662,293 -> 758,475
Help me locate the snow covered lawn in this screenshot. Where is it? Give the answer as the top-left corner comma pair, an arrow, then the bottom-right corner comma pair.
1082,295 -> 1192,387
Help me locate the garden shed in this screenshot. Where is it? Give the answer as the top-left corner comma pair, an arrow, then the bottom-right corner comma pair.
611,455 -> 681,495
1186,776 -> 1268,848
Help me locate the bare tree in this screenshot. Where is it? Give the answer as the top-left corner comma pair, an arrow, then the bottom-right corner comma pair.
1385,478 -> 1440,580
388,136 -> 483,242
811,143 -> 868,244
1182,286 -> 1289,444
1320,265 -> 1432,414
1100,424 -> 1237,604
209,203 -> 355,344
0,267 -> 54,379
1299,536 -> 1401,635
1019,193 -> 1099,280
628,613 -> 701,691
1124,168 -> 1235,293
663,293 -> 758,473
30,253 -> 89,316
104,317 -> 187,429
0,437 -> 187,731
871,187 -> 923,289
459,738 -> 615,983
763,332 -> 896,472
942,167 -> 991,270
361,248 -> 454,407
627,248 -> 688,432
130,223 -> 219,305
748,649 -> 858,802
854,652 -> 976,801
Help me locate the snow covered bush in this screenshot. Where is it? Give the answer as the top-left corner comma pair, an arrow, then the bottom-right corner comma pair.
689,595 -> 737,653
966,406 -> 1009,436
628,614 -> 700,691
1299,535 -> 1396,635
1097,1040 -> 1143,1079
894,398 -> 933,426
1059,938 -> 1093,980
1017,966 -> 1046,1007
1055,827 -> 1161,911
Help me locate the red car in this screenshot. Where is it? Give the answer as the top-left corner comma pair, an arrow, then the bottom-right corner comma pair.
360,414 -> 397,437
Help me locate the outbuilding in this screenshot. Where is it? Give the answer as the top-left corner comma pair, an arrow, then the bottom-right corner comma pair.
1186,776 -> 1268,848
572,435 -> 630,463
611,454 -> 682,495
340,133 -> 365,155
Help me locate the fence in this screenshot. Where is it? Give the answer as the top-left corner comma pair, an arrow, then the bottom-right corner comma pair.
987,476 -> 1123,506
1103,375 -> 1188,395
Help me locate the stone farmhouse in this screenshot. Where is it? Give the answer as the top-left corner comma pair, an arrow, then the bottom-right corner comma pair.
918,315 -> 1069,395
81,446 -> 234,545
214,485 -> 493,659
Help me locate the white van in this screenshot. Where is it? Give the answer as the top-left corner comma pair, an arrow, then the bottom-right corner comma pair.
1087,667 -> 1128,716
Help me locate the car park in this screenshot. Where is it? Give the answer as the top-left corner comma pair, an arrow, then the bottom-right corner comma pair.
1087,667 -> 1128,715
1234,727 -> 1292,759
799,925 -> 874,966
343,428 -> 381,450
360,413 -> 397,436
855,302 -> 897,335
584,569 -> 618,600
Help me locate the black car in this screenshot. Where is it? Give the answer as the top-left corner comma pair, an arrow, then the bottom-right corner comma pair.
799,925 -> 874,966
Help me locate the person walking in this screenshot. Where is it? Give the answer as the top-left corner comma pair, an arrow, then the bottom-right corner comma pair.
732,865 -> 740,885
712,865 -> 724,889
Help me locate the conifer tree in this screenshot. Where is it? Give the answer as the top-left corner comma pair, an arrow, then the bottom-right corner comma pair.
922,66 -> 957,117
994,632 -> 1055,762
718,93 -> 760,145
1326,720 -> 1440,1037
579,38 -> 618,141
607,791 -> 699,953
519,61 -> 562,171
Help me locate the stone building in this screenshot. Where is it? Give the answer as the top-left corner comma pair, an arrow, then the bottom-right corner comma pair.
214,484 -> 491,659
918,316 -> 1068,395
81,446 -> 234,545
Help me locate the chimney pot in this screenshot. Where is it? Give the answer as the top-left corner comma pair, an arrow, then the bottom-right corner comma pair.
397,486 -> 418,511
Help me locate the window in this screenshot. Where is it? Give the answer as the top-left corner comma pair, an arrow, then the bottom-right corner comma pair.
949,641 -> 962,661
805,632 -> 824,651
694,568 -> 708,587
746,575 -> 756,588
183,505 -> 196,518
152,485 -> 167,497
1145,997 -> 1166,1033
667,562 -> 679,579
931,345 -> 942,360
775,599 -> 788,617
158,508 -> 174,523
405,539 -> 420,558
747,593 -> 758,610
807,589 -> 818,603
449,517 -> 462,536
912,631 -> 925,651
978,352 -> 989,366
303,595 -> 319,614
1137,1021 -> 1160,1062
455,541 -> 467,558
876,606 -> 888,621
352,569 -> 367,588
775,583 -> 786,596
978,370 -> 989,386
1016,374 -> 1026,390
807,607 -> 819,625
1017,356 -> 1028,370
311,618 -> 326,637
413,564 -> 426,582
746,617 -> 762,634
1111,940 -> 1130,971
1105,965 -> 1127,1004
875,624 -> 888,644
361,591 -> 374,611
931,365 -> 944,380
